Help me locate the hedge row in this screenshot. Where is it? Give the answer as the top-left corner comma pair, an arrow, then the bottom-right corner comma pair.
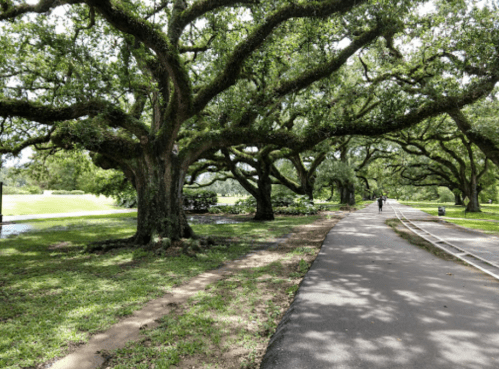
51,190 -> 86,195
2,186 -> 43,195
183,190 -> 217,211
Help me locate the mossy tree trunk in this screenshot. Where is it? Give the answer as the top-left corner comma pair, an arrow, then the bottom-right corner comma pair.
254,164 -> 274,221
127,154 -> 194,244
464,177 -> 481,213
339,182 -> 356,205
222,149 -> 275,221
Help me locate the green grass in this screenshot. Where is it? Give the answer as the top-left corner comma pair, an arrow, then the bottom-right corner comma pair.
386,219 -> 463,262
316,200 -> 370,210
2,194 -> 121,216
217,196 -> 248,205
0,213 -> 319,369
106,259 -> 307,369
400,201 -> 499,235
439,219 -> 499,235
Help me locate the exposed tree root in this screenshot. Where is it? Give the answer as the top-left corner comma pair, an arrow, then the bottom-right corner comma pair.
85,236 -> 138,253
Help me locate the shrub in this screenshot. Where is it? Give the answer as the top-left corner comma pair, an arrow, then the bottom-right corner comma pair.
51,190 -> 85,195
209,205 -> 252,214
183,190 -> 217,211
274,205 -> 318,215
271,194 -> 295,207
114,189 -> 137,208
2,185 -> 42,194
2,186 -> 29,195
236,197 -> 256,207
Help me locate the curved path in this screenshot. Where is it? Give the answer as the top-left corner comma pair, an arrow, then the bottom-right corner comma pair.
261,200 -> 499,369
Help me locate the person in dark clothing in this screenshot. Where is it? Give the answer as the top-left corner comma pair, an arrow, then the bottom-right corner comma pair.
377,196 -> 383,212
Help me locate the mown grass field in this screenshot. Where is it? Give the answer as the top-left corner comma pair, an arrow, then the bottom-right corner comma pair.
0,213 -> 320,369
400,201 -> 499,234
217,195 -> 248,205
2,194 -> 120,216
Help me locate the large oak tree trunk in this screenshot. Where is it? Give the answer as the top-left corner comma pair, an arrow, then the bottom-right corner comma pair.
465,187 -> 481,213
131,155 -> 194,244
454,192 -> 463,206
339,182 -> 356,206
254,168 -> 274,221
463,176 -> 481,213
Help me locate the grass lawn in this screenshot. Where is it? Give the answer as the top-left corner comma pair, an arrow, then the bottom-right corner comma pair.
0,213 -> 321,369
400,201 -> 499,235
2,194 -> 121,216
217,195 -> 248,205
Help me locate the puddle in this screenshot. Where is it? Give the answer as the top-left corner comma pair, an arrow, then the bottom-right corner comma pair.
187,216 -> 243,225
0,223 -> 34,239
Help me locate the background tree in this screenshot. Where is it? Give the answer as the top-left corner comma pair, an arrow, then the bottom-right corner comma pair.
386,117 -> 494,212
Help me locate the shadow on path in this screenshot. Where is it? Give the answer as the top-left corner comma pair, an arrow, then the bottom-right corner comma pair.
261,202 -> 499,369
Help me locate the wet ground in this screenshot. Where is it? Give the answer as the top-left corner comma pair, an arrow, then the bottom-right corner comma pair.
0,223 -> 33,239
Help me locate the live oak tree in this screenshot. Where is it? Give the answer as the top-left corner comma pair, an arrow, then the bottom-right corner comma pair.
386,117 -> 494,212
448,99 -> 499,169
313,136 -> 392,205
1,0 -> 498,245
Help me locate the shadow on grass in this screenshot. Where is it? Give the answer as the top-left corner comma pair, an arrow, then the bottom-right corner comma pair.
0,214 -> 318,368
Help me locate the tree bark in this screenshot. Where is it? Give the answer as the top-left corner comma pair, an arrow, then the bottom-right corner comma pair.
454,192 -> 463,206
130,154 -> 194,244
339,182 -> 356,205
254,163 -> 275,221
465,177 -> 481,213
327,185 -> 334,201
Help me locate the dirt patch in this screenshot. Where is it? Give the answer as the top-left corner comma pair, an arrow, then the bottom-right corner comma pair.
47,241 -> 84,253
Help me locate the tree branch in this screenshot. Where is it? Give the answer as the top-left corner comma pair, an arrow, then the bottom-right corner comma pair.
192,0 -> 368,114
0,0 -> 83,20
85,0 -> 192,118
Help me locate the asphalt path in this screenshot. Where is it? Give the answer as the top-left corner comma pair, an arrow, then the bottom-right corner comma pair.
261,200 -> 499,369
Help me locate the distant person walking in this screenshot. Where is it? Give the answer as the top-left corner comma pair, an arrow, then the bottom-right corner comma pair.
383,195 -> 387,204
377,196 -> 383,212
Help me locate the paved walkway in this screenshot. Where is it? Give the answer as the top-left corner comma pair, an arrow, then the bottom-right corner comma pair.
391,202 -> 499,267
2,209 -> 136,222
261,200 -> 499,369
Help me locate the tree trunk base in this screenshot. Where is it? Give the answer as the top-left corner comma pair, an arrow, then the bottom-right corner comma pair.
253,213 -> 275,221
85,236 -> 138,253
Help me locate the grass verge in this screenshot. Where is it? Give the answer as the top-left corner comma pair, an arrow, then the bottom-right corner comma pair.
103,216 -> 343,369
400,201 -> 499,235
400,201 -> 499,221
437,219 -> 499,235
385,218 -> 462,262
0,213 -> 323,369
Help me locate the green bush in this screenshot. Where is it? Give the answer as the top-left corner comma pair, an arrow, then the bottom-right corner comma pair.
114,188 -> 137,208
3,186 -> 29,195
2,185 -> 42,194
271,194 -> 295,207
274,205 -> 318,215
183,190 -> 217,211
437,187 -> 455,203
209,204 -> 252,214
51,190 -> 85,195
210,195 -> 322,215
